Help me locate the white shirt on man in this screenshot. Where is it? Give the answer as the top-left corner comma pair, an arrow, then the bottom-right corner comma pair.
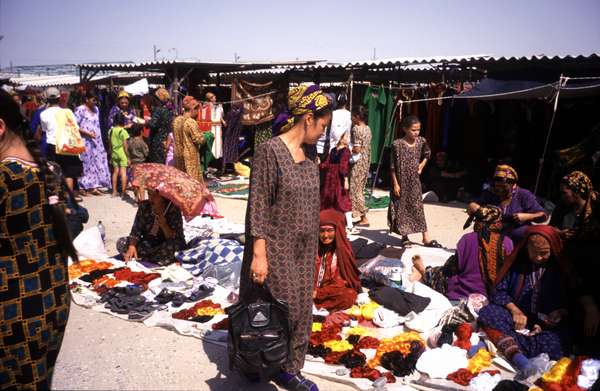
40,106 -> 61,145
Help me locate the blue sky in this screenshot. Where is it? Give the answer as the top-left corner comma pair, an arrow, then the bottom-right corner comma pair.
0,0 -> 599,67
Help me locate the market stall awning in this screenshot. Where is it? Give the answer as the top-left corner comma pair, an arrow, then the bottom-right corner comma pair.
10,72 -> 163,88
457,78 -> 600,100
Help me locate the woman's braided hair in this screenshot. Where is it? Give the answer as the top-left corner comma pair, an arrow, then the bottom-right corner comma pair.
0,89 -> 78,261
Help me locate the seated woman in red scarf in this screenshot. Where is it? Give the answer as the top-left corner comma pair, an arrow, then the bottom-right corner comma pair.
313,209 -> 361,312
477,226 -> 570,379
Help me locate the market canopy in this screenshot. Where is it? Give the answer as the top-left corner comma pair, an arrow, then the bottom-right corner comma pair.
456,78 -> 600,100
76,60 -> 322,84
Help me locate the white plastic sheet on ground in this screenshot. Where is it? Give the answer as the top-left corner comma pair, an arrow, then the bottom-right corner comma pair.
70,234 -> 520,391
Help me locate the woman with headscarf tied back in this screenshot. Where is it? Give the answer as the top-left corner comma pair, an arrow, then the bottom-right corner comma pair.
240,84 -> 331,391
411,205 -> 514,301
313,209 -> 361,312
550,171 -> 600,356
477,226 -> 570,379
146,88 -> 173,164
468,164 -> 547,244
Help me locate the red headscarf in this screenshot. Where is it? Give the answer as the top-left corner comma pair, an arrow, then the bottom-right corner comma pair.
494,225 -> 565,286
319,209 -> 361,292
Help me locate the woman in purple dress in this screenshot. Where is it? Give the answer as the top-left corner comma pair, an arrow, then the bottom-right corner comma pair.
478,225 -> 570,378
469,164 -> 547,244
75,92 -> 111,195
411,205 -> 514,301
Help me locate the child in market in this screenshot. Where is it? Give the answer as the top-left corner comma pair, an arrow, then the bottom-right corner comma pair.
109,112 -> 130,199
127,124 -> 149,202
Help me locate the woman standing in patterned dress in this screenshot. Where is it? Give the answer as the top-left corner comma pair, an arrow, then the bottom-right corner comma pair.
240,85 -> 331,391
75,91 -> 111,195
0,89 -> 78,389
349,106 -> 371,227
388,116 -> 441,247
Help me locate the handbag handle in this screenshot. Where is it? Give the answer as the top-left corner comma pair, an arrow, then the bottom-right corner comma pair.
245,280 -> 276,304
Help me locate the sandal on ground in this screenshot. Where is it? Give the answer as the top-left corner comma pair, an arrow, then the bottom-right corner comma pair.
276,372 -> 319,391
89,188 -> 102,195
355,222 -> 370,227
423,240 -> 443,248
401,236 -> 411,246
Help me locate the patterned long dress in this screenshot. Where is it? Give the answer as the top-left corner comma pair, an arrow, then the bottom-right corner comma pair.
239,137 -> 320,374
147,105 -> 173,164
349,124 -> 371,218
0,160 -> 70,389
172,115 -> 205,183
74,105 -> 111,190
388,137 -> 431,235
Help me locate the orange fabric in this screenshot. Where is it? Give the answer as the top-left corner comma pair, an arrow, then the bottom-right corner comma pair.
68,259 -> 113,280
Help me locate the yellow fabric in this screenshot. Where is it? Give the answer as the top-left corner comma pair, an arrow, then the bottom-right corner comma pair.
541,357 -> 571,384
467,349 -> 493,374
234,162 -> 251,177
312,323 -> 323,332
324,339 -> 354,352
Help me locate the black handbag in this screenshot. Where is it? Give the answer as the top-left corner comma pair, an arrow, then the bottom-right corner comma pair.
225,283 -> 291,377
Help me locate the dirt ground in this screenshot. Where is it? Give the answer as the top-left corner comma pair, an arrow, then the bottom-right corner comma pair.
51,193 -> 468,391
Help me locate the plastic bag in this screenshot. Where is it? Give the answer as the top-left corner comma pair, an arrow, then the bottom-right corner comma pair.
55,108 -> 86,156
359,256 -> 404,288
202,258 -> 242,289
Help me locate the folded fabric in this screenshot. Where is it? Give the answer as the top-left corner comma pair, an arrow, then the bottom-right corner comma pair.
578,359 -> 600,389
404,281 -> 452,332
160,263 -> 194,283
176,238 -> 243,266
468,371 -> 502,391
372,306 -> 406,328
369,286 -> 430,316
416,344 -> 468,379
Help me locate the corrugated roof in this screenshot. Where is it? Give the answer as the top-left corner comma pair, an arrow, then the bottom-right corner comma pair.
10,72 -> 163,87
76,60 -> 322,73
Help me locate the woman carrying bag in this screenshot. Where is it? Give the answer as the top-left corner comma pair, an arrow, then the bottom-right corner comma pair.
238,84 -> 331,391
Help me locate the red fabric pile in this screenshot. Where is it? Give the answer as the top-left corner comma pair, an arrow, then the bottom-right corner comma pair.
172,300 -> 222,320
453,323 -> 473,350
356,336 -> 380,350
350,367 -> 396,383
309,323 -> 342,346
447,368 -> 500,386
113,268 -> 161,290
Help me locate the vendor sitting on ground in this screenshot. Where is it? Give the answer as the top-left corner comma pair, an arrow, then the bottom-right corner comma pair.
477,225 -> 570,378
468,164 -> 547,244
549,171 -> 600,356
313,209 -> 361,312
117,189 -> 185,266
410,205 -> 513,301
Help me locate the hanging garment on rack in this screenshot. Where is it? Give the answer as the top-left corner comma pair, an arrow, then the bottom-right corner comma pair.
223,103 -> 243,165
197,103 -> 212,133
363,86 -> 387,164
231,79 -> 274,126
